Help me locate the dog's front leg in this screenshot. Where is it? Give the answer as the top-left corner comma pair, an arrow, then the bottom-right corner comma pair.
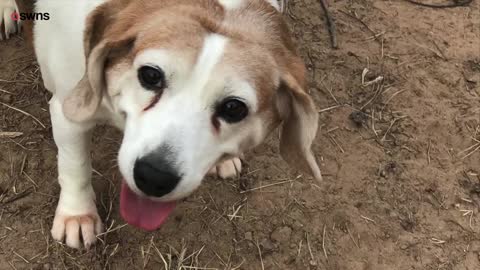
49,96 -> 103,249
0,0 -> 21,40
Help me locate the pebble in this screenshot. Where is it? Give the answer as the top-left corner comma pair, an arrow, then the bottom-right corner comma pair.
260,238 -> 276,253
0,93 -> 13,103
271,226 -> 292,243
244,231 -> 253,241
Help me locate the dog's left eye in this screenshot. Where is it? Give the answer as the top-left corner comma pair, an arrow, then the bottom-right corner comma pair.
138,65 -> 166,91
216,98 -> 249,123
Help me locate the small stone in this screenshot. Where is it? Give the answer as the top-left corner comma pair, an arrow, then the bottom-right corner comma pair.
260,238 -> 276,253
0,93 -> 13,103
271,226 -> 292,243
380,170 -> 387,178
349,111 -> 367,127
292,221 -> 304,229
245,232 -> 253,241
400,219 -> 415,232
400,244 -> 408,250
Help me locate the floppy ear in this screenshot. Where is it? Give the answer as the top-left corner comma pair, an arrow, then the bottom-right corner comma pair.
62,2 -> 134,122
62,41 -> 111,122
276,72 -> 322,181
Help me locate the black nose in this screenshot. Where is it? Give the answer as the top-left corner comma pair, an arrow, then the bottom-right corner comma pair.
133,152 -> 181,197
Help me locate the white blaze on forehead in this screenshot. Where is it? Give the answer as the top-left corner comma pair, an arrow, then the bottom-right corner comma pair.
266,0 -> 281,10
188,34 -> 228,94
218,0 -> 244,10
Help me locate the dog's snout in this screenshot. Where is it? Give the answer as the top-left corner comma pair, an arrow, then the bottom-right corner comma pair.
133,152 -> 180,197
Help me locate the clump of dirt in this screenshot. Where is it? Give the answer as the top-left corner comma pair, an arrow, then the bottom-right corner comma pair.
1,1 -> 479,269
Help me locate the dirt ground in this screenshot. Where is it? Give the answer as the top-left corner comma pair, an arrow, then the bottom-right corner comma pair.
0,0 -> 479,269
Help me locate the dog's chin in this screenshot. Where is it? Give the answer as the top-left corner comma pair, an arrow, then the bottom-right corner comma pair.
120,181 -> 177,231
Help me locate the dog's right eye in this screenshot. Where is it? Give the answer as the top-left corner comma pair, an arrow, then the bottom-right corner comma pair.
138,66 -> 166,91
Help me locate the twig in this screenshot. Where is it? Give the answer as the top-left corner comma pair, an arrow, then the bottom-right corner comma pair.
0,188 -> 33,205
318,105 -> 342,113
318,0 -> 338,49
339,10 -> 381,44
255,239 -> 265,270
432,40 -> 447,60
460,209 -> 474,230
13,251 -> 30,264
306,232 -> 316,265
322,225 -> 328,260
346,226 -> 360,249
96,223 -> 127,237
319,83 -> 339,104
361,82 -> 384,110
0,132 -> 23,138
430,237 -> 446,244
0,89 -> 13,94
403,0 -> 473,8
360,215 -> 376,224
427,139 -> 431,164
381,89 -> 406,111
328,134 -> 345,153
0,102 -> 46,129
461,143 -> 480,160
239,176 -> 301,193
381,116 -> 407,141
371,109 -> 379,137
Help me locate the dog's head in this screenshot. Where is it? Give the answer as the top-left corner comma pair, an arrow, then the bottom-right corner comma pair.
63,0 -> 321,230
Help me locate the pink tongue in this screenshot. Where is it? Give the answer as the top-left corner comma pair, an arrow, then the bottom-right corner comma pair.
120,182 -> 176,231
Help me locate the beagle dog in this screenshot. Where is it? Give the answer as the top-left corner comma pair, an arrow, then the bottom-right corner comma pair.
19,0 -> 322,249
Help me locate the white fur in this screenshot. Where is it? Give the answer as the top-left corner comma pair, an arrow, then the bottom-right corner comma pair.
0,0 -> 20,39
189,34 -> 228,96
265,0 -> 281,11
218,0 -> 280,11
218,0 -> 244,10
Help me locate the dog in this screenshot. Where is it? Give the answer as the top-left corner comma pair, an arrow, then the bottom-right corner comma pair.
14,0 -> 322,249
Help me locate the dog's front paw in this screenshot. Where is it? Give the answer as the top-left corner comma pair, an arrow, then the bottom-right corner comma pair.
51,212 -> 103,249
51,189 -> 103,249
0,0 -> 21,40
209,157 -> 242,179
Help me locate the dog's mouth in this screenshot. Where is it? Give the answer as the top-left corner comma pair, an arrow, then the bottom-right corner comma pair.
120,181 -> 176,231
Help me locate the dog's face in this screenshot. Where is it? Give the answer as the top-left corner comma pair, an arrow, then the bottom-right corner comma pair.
114,33 -> 280,201
62,0 -> 321,213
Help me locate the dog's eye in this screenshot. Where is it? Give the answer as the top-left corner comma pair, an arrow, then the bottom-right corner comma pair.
216,98 -> 249,123
138,66 -> 166,91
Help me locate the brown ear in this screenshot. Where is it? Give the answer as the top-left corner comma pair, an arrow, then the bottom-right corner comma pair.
62,41 -> 113,122
277,73 -> 322,181
62,1 -> 134,122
